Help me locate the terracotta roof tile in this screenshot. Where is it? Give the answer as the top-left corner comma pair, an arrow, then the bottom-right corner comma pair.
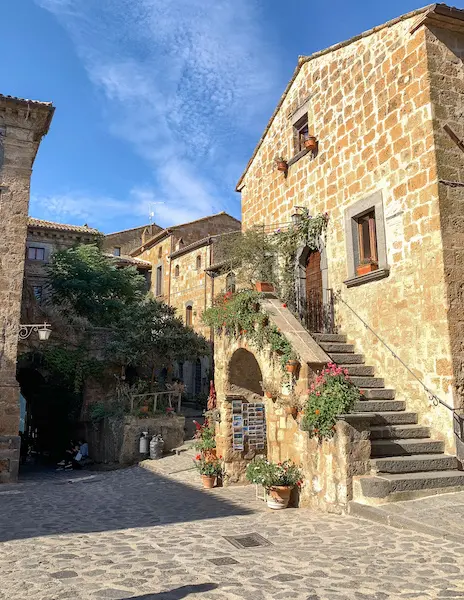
28,217 -> 100,235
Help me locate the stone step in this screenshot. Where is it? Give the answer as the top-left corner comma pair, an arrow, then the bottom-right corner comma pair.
329,353 -> 365,364
371,454 -> 459,474
354,400 -> 406,412
320,342 -> 355,353
370,424 -> 430,440
360,388 -> 395,399
351,376 -> 385,388
312,333 -> 347,343
371,438 -> 445,457
352,411 -> 417,425
355,470 -> 464,500
340,364 -> 375,376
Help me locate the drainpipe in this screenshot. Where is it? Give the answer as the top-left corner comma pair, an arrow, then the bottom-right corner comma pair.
168,234 -> 173,304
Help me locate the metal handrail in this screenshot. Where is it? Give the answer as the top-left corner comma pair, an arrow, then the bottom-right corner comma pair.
332,289 -> 461,415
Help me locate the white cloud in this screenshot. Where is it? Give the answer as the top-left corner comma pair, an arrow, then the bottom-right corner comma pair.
34,0 -> 279,228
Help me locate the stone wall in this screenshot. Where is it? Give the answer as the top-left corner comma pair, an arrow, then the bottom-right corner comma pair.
214,332 -> 371,512
425,26 -> 464,456
238,15 -> 460,451
103,224 -> 162,256
0,96 -> 54,483
82,415 -> 185,466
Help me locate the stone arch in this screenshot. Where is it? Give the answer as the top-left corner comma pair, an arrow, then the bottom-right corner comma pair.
228,348 -> 263,396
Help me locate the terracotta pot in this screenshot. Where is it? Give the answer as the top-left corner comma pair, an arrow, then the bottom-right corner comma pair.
276,160 -> 287,172
304,136 -> 318,151
285,359 -> 300,375
265,391 -> 273,399
285,406 -> 298,418
202,448 -> 217,461
267,485 -> 293,510
356,262 -> 378,276
140,406 -> 149,414
255,281 -> 274,293
201,475 -> 216,489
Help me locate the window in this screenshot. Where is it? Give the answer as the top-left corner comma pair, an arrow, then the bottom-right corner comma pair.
28,247 -> 45,261
196,255 -> 202,270
33,286 -> 43,303
175,264 -> 180,277
155,265 -> 163,296
344,190 -> 389,287
356,211 -> 378,265
186,305 -> 193,326
158,246 -> 163,259
113,247 -> 121,257
226,272 -> 236,293
293,114 -> 309,154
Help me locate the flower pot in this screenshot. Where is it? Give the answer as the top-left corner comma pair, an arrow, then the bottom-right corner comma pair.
267,485 -> 293,510
265,391 -> 273,399
202,448 -> 217,461
140,405 -> 149,414
285,406 -> 298,419
276,160 -> 287,172
201,475 -> 216,489
285,359 -> 300,375
255,281 -> 274,293
356,262 -> 378,276
304,136 -> 318,152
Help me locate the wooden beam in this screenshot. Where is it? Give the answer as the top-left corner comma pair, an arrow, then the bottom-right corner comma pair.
444,124 -> 464,154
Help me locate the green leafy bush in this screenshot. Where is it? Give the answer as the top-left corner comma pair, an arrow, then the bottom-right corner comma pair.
245,458 -> 303,488
302,363 -> 360,439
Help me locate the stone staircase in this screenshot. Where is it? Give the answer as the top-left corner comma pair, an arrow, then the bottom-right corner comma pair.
313,332 -> 464,504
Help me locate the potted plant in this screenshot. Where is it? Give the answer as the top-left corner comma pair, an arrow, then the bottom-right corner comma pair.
276,390 -> 303,419
193,420 -> 217,460
304,135 -> 318,152
302,362 -> 360,439
260,380 -> 281,401
140,405 -> 150,414
285,359 -> 300,375
246,458 -> 303,509
194,454 -> 223,488
356,258 -> 378,276
275,156 -> 288,173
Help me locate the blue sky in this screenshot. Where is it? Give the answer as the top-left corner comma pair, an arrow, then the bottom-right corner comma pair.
3,1 -> 462,233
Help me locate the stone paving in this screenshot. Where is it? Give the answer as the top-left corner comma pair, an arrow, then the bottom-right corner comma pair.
1,453 -> 464,600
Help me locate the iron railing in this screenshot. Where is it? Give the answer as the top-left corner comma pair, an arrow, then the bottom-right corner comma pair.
332,290 -> 464,440
296,288 -> 335,334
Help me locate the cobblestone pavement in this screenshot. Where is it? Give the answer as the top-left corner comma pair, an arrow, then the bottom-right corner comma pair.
1,454 -> 464,600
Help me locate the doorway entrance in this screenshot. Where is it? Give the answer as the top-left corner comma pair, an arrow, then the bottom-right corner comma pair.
305,250 -> 324,332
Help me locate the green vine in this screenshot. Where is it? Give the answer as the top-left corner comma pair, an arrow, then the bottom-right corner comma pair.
41,345 -> 103,394
202,290 -> 296,372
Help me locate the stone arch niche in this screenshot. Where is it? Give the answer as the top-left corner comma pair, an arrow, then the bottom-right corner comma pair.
228,348 -> 263,396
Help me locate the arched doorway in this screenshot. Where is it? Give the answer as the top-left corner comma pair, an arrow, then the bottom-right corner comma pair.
305,250 -> 323,332
229,348 -> 263,396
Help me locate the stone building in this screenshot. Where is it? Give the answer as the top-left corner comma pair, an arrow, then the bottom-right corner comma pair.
215,4 -> 464,506
0,94 -> 54,483
130,212 -> 240,397
103,223 -> 162,257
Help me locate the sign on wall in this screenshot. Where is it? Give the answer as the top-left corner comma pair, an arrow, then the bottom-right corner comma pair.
232,399 -> 266,451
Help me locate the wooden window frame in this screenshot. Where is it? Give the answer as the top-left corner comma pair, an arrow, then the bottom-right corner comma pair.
356,210 -> 378,264
293,114 -> 309,154
185,305 -> 193,326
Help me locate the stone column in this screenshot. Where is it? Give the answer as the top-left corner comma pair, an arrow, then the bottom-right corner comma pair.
0,96 -> 54,483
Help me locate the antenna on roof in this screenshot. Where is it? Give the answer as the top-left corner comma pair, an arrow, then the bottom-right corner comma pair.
148,202 -> 165,225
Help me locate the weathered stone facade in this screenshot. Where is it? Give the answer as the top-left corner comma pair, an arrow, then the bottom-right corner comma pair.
236,6 -> 464,453
132,213 -> 240,397
103,223 -> 162,257
0,94 -> 54,483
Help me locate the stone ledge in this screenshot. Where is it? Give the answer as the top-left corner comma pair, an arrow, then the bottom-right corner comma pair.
348,501 -> 464,545
344,267 -> 390,288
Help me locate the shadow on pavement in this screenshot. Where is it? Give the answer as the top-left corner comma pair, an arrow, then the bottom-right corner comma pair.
122,584 -> 219,599
0,466 -> 255,543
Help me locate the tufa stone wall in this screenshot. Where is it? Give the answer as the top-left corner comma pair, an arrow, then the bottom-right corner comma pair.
238,16 -> 461,451
103,223 -> 162,256
0,96 -> 54,483
214,333 -> 371,513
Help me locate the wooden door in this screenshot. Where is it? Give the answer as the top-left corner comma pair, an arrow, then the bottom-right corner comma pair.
305,251 -> 323,332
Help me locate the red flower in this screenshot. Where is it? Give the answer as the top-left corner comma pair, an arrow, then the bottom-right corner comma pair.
195,454 -> 201,461
282,303 -> 287,308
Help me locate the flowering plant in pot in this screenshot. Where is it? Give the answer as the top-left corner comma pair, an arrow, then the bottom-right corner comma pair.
304,134 -> 318,152
260,380 -> 281,400
356,258 -> 378,276
193,420 -> 217,460
246,458 -> 302,509
193,455 -> 223,488
302,362 -> 360,439
275,155 -> 288,173
276,390 -> 304,419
